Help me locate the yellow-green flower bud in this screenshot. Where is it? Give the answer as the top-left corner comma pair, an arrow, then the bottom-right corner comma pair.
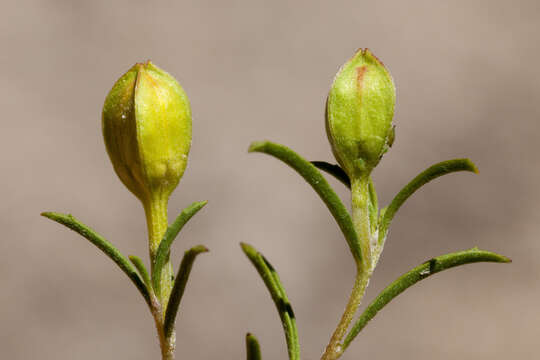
326,49 -> 395,179
102,61 -> 192,302
102,61 -> 192,206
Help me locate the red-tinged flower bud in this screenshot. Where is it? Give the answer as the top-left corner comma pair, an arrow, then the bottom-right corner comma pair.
326,49 -> 395,179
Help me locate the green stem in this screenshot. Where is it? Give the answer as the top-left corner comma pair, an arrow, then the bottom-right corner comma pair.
148,298 -> 172,360
149,292 -> 176,360
144,195 -> 175,359
321,268 -> 370,360
145,196 -> 173,307
322,176 -> 372,360
351,176 -> 372,271
160,334 -> 176,360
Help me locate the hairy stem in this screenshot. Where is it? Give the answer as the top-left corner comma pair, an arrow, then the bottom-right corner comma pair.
149,296 -> 176,360
160,333 -> 176,360
321,269 -> 370,360
321,176 -> 372,360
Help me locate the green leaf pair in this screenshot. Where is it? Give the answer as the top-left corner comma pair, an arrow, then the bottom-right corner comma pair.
243,140 -> 509,360
41,200 -> 208,339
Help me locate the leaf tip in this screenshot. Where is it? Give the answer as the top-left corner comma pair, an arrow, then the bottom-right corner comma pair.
245,332 -> 260,342
470,247 -> 511,263
240,242 -> 257,256
488,252 -> 511,264
193,245 -> 210,254
41,211 -> 66,221
245,332 -> 260,344
248,141 -> 267,153
465,159 -> 479,174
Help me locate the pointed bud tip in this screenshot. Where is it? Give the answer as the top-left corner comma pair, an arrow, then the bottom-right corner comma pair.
345,48 -> 388,71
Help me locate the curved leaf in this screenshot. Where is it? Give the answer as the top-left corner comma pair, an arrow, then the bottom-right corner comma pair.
241,242 -> 300,360
249,141 -> 362,264
41,212 -> 151,307
246,333 -> 262,360
163,245 -> 209,338
379,159 -> 478,244
311,161 -> 351,188
129,255 -> 152,291
343,247 -> 510,350
311,162 -> 378,227
153,201 -> 208,295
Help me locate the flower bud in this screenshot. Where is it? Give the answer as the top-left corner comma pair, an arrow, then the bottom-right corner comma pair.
326,49 -> 395,178
102,61 -> 191,205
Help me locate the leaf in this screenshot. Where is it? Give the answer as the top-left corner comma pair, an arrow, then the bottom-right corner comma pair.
129,255 -> 152,291
311,161 -> 351,188
152,201 -> 208,295
379,159 -> 478,244
163,245 -> 209,338
367,178 -> 378,233
249,141 -> 362,264
246,333 -> 262,360
241,242 -> 300,360
41,212 -> 151,307
343,247 -> 510,350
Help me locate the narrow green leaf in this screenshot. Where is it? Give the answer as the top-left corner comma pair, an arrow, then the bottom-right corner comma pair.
311,161 -> 351,188
153,201 -> 208,295
241,242 -> 300,360
163,245 -> 209,338
129,255 -> 152,290
367,178 -> 378,233
41,212 -> 151,307
379,159 -> 478,243
246,333 -> 262,360
343,247 -> 510,350
249,141 -> 362,264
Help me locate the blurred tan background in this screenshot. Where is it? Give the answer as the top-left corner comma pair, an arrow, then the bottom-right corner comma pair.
1,0 -> 539,359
